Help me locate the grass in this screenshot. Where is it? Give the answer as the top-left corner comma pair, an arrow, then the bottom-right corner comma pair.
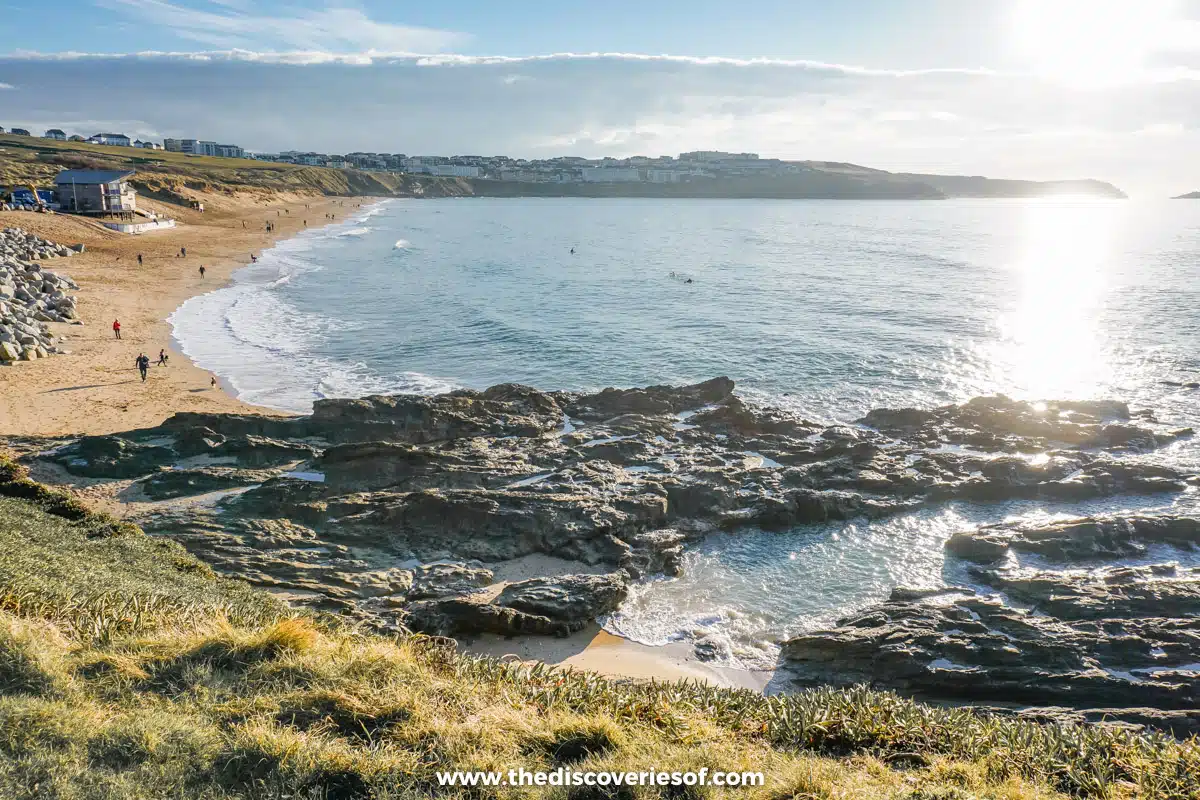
0,133 -> 470,202
0,457 -> 1197,798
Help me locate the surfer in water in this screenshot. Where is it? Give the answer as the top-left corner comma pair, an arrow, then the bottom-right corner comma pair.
570,247 -> 576,255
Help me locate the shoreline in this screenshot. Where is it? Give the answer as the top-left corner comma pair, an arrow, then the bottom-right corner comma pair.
0,193 -> 357,436
0,195 -> 736,688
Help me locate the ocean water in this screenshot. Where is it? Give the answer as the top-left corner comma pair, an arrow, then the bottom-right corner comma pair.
170,197 -> 1200,666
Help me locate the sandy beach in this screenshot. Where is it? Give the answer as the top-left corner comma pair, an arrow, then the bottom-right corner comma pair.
0,191 -> 753,689
0,193 -> 359,437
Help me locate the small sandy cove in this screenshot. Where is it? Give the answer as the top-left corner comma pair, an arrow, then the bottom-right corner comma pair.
0,193 -> 354,436
0,192 -> 765,688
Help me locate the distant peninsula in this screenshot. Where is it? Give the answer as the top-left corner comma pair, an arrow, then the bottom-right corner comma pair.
471,163 -> 1127,201
1,133 -> 1127,202
1171,191 -> 1200,199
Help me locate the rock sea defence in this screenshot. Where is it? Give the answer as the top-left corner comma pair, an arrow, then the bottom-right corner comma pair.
0,227 -> 79,362
12,379 -> 1198,731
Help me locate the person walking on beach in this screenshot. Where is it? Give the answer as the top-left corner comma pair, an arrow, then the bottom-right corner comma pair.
157,349 -> 168,366
199,265 -> 206,278
242,220 -> 246,229
112,319 -> 121,340
135,353 -> 150,382
137,253 -> 143,266
210,376 -> 217,389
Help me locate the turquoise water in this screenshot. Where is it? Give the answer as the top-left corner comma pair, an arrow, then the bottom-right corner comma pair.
170,197 -> 1200,664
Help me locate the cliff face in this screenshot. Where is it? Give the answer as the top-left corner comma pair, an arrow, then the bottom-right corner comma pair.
471,173 -> 945,200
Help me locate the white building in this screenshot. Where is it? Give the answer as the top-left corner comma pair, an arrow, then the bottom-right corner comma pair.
88,133 -> 132,147
432,164 -> 481,178
580,167 -> 642,183
646,169 -> 687,183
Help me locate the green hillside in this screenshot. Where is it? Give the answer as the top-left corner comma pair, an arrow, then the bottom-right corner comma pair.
0,134 -> 471,202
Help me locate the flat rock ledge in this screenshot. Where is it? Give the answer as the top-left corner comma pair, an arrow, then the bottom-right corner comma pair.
10,379 -> 1198,732
782,513 -> 1200,737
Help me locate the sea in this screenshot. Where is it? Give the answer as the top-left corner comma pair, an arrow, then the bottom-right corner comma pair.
169,197 -> 1200,668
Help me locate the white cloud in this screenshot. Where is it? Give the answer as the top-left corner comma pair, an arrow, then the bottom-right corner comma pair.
0,82 -> 13,89
96,0 -> 468,53
1135,122 -> 1186,136
1,50 -> 1198,195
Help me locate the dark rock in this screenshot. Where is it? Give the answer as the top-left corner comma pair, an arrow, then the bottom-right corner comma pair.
781,594 -> 1200,714
564,377 -> 734,421
141,467 -> 276,500
53,436 -> 175,478
172,427 -> 227,457
309,383 -> 563,444
946,515 -> 1200,564
407,562 -> 495,600
889,586 -> 975,603
403,596 -> 570,637
496,573 -> 630,631
970,564 -> 1200,621
217,435 -> 317,468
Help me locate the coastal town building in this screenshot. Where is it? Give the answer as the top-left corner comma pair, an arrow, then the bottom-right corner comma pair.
54,169 -> 137,215
10,128 -> 30,136
580,167 -> 642,182
43,129 -> 67,140
68,135 -> 86,142
432,164 -> 481,178
164,138 -> 246,158
87,133 -> 132,146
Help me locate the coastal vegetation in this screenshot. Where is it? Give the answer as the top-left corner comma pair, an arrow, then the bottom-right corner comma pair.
0,134 -> 472,204
3,444 -> 1200,798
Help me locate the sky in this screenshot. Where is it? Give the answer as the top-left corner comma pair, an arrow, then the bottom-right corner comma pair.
2,0 -> 1199,195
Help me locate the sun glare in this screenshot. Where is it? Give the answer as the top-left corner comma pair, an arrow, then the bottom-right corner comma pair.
1010,0 -> 1180,87
988,201 -> 1123,400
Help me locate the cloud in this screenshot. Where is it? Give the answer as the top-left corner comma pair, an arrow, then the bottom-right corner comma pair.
7,47 -> 1011,76
96,0 -> 468,53
0,51 -> 1197,195
0,82 -> 13,89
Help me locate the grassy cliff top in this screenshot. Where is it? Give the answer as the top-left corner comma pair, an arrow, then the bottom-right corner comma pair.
1,455 -> 1197,799
0,134 -> 470,201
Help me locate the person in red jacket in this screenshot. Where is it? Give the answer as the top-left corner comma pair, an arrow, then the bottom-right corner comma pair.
112,319 -> 121,340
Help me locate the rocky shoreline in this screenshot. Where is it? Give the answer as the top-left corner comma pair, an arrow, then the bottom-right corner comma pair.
0,227 -> 79,362
7,377 -> 1199,734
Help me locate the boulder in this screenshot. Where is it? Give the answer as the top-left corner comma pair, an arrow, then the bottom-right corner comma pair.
53,436 -> 176,478
141,467 -> 279,500
496,572 -> 630,630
